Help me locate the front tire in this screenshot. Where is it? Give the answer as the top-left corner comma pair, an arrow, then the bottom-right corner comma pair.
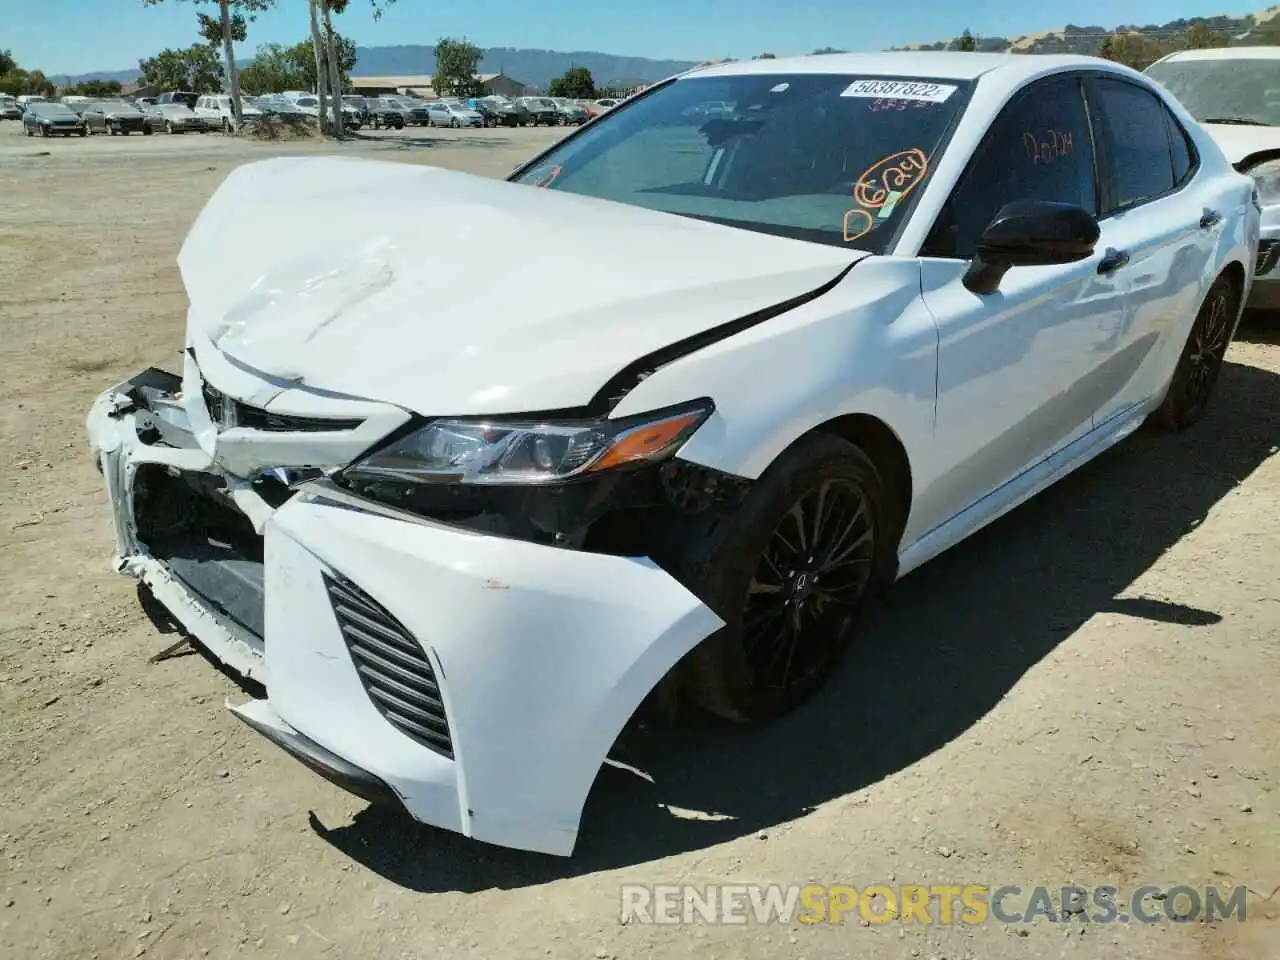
673,434 -> 893,723
1152,273 -> 1238,431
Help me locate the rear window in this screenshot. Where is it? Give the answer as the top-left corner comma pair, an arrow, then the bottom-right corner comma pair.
514,73 -> 971,253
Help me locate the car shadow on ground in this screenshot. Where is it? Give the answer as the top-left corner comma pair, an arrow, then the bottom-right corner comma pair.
350,130 -> 514,150
1238,311 -> 1280,345
305,359 -> 1279,891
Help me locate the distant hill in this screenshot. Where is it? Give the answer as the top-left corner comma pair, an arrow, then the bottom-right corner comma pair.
350,46 -> 698,88
49,45 -> 698,90
53,6 -> 1280,89
894,4 -> 1280,54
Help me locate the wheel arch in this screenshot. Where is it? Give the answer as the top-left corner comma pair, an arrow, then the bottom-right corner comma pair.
809,412 -> 914,551
1220,258 -> 1246,307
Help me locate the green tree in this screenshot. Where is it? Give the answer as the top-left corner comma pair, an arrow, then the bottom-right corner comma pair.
548,66 -> 595,99
753,52 -> 776,59
138,43 -> 225,91
61,79 -> 124,97
237,43 -> 305,93
1180,22 -> 1223,50
288,35 -> 355,89
811,47 -> 846,55
1096,35 -> 1115,60
433,37 -> 484,97
197,9 -> 248,45
956,29 -> 977,52
236,36 -> 356,95
0,50 -> 56,96
1103,32 -> 1167,70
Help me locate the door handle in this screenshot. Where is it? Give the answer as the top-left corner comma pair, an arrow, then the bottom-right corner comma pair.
1097,247 -> 1130,274
1199,208 -> 1222,229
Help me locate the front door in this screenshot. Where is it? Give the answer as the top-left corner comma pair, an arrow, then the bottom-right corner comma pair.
913,74 -> 1130,537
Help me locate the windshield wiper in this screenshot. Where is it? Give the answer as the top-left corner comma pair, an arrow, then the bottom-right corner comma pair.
1201,116 -> 1275,126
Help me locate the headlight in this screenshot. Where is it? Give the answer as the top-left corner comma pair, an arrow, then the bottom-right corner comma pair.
1247,158 -> 1280,206
341,400 -> 713,486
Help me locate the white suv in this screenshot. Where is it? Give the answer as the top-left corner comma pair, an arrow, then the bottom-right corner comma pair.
195,94 -> 263,131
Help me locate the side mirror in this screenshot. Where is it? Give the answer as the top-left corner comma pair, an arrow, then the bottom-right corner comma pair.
962,200 -> 1099,295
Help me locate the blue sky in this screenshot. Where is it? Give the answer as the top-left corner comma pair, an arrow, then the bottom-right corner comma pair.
1,0 -> 1260,77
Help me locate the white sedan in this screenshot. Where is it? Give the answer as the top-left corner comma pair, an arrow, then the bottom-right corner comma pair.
1145,45 -> 1280,309
87,52 -> 1257,857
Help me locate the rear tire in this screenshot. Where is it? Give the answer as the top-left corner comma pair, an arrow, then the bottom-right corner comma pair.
672,434 -> 894,723
1151,273 -> 1238,431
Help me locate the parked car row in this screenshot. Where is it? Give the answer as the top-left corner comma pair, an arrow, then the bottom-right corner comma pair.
3,87 -> 628,141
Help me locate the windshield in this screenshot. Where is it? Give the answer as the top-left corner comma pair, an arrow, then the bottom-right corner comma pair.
1146,57 -> 1280,125
100,100 -> 138,113
513,73 -> 970,252
34,103 -> 77,117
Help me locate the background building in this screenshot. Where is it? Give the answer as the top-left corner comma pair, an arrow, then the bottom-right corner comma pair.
349,73 -> 526,99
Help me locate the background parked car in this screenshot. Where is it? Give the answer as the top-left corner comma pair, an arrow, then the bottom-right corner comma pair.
515,96 -> 560,126
341,95 -> 370,127
22,101 -> 86,137
382,96 -> 430,125
291,95 -> 363,129
427,101 -> 484,128
81,99 -> 153,135
156,91 -> 200,109
145,102 -> 206,134
0,94 -> 20,120
470,98 -> 523,127
366,97 -> 407,129
585,97 -> 618,119
550,98 -> 588,125
195,94 -> 263,131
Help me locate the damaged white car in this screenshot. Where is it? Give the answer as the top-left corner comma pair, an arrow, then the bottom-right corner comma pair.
89,52 -> 1257,856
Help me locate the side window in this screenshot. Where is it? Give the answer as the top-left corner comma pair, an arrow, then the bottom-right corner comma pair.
923,77 -> 1095,259
1165,107 -> 1195,186
1088,78 -> 1177,212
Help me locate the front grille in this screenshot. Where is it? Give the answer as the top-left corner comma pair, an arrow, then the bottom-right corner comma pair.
1256,240 -> 1280,277
323,572 -> 454,759
201,380 -> 363,433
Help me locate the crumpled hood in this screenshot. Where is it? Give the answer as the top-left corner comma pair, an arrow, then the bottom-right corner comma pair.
179,156 -> 862,415
1201,122 -> 1280,166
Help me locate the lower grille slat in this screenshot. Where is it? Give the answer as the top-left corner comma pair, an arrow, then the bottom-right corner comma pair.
350,646 -> 443,701
323,572 -> 453,759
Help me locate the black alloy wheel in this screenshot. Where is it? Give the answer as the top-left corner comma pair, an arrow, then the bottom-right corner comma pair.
1153,274 -> 1237,430
675,433 -> 894,723
740,477 -> 876,700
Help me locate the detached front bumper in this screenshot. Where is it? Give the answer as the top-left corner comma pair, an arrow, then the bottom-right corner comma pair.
87,364 -> 723,856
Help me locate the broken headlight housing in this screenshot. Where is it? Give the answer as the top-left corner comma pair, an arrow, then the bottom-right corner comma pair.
340,400 -> 714,487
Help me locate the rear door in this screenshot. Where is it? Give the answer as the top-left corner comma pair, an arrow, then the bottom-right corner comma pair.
1082,75 -> 1219,428
915,74 -> 1131,535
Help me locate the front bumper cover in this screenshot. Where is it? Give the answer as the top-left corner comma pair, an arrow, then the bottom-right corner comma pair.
87,363 -> 724,856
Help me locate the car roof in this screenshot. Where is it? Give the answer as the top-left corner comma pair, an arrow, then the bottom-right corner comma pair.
687,51 -> 1111,83
1151,45 -> 1280,64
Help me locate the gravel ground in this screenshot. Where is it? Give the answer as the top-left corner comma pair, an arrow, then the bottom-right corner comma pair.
0,119 -> 1277,960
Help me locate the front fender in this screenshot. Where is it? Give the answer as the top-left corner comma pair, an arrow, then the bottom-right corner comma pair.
610,258 -> 938,544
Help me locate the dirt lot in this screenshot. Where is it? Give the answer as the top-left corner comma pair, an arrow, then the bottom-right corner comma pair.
0,119 -> 1277,960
